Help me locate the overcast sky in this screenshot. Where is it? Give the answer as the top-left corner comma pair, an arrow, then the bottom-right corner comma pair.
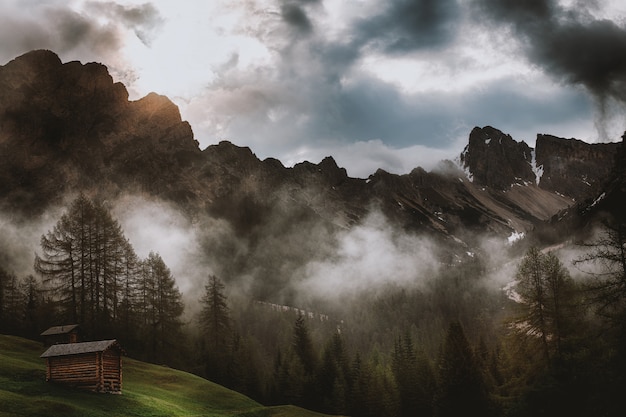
2,0 -> 626,177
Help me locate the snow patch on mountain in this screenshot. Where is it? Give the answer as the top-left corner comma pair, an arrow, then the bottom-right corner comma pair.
530,149 -> 543,185
507,231 -> 525,245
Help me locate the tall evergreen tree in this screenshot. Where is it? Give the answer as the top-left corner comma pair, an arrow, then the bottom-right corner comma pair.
317,332 -> 349,414
21,275 -> 43,339
293,313 -> 316,375
514,247 -> 576,363
0,266 -> 6,328
576,219 -> 626,320
35,194 -> 135,335
200,274 -> 230,349
33,195 -> 184,366
0,269 -> 23,334
198,274 -> 231,382
139,252 -> 184,363
392,332 -> 436,417
435,321 -> 491,417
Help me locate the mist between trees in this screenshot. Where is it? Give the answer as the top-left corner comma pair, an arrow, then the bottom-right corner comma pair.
1,194 -> 626,417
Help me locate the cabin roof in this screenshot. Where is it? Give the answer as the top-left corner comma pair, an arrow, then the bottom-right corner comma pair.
40,340 -> 122,358
40,324 -> 80,336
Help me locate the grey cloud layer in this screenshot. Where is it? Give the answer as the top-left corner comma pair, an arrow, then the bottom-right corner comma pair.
355,0 -> 461,53
1,0 -> 620,176
0,1 -> 163,63
203,1 -> 592,150
84,1 -> 164,46
473,0 -> 626,103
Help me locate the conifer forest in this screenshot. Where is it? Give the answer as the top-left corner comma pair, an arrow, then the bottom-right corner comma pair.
2,194 -> 625,417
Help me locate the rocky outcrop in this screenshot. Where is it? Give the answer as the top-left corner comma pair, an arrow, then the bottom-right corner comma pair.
0,50 -> 620,252
459,126 -> 535,190
0,50 -> 201,213
535,134 -> 618,200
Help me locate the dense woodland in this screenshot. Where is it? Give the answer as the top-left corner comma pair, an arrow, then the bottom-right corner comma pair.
1,195 -> 626,416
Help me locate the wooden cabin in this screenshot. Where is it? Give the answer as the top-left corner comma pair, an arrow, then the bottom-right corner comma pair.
40,324 -> 82,346
40,339 -> 124,393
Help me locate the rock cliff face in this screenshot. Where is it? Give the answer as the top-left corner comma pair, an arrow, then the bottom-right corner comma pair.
0,50 -> 201,213
535,134 -> 619,200
0,50 -> 622,254
460,126 -> 535,190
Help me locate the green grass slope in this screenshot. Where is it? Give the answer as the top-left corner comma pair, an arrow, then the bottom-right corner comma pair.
0,334 -> 336,417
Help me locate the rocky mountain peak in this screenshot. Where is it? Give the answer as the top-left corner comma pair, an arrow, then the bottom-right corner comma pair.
0,50 -> 200,213
534,134 -> 619,200
460,126 -> 535,190
1,50 -> 623,253
0,49 -> 62,84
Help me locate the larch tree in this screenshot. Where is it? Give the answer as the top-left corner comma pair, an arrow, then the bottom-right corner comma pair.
198,274 -> 231,383
140,252 -> 184,363
0,269 -> 24,334
515,246 -> 551,362
34,194 -> 185,360
435,321 -> 491,417
514,247 -> 575,364
35,195 -> 133,334
293,313 -> 316,375
199,274 -> 230,349
575,219 -> 626,320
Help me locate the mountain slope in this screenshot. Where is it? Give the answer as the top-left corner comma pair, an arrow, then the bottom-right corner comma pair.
0,334 -> 335,417
0,49 -> 622,268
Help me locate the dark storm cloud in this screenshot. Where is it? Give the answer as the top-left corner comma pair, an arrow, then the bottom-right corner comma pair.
53,8 -> 120,51
474,0 -> 558,21
0,2 -> 164,65
357,0 -> 462,54
0,6 -> 122,61
259,1 -> 463,146
275,0 -> 462,54
84,1 -> 164,46
280,2 -> 313,34
198,0 -> 597,174
319,74 -> 591,148
473,0 -> 626,104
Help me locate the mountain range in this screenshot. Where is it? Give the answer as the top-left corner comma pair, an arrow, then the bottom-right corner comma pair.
1,49 -> 624,268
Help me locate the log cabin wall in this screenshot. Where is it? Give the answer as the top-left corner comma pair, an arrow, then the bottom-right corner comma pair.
41,340 -> 123,393
102,350 -> 122,393
47,351 -> 122,393
47,353 -> 100,391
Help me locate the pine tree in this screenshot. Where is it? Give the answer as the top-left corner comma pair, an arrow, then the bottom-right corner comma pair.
21,275 -> 43,339
293,313 -> 316,375
575,219 -> 626,321
35,194 -> 138,337
200,275 -> 230,349
392,332 -> 437,417
0,269 -> 24,334
139,252 -> 184,363
435,321 -> 491,417
0,267 -> 6,329
317,332 -> 349,414
198,274 -> 231,383
514,247 -> 576,364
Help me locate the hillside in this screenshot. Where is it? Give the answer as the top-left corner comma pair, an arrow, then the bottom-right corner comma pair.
0,334 -> 335,417
0,49 -> 619,240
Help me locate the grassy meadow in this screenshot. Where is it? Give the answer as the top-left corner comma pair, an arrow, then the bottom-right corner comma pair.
0,334 -> 336,417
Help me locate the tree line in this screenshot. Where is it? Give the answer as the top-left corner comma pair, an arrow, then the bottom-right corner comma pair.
1,196 -> 626,416
1,195 -> 185,364
192,216 -> 626,417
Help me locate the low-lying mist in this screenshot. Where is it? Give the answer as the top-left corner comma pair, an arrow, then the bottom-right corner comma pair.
1,191 -> 601,322
109,194 -> 527,317
0,204 -> 66,279
293,210 -> 442,304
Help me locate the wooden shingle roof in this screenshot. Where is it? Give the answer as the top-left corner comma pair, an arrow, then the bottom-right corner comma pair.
40,340 -> 122,358
40,324 -> 80,336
